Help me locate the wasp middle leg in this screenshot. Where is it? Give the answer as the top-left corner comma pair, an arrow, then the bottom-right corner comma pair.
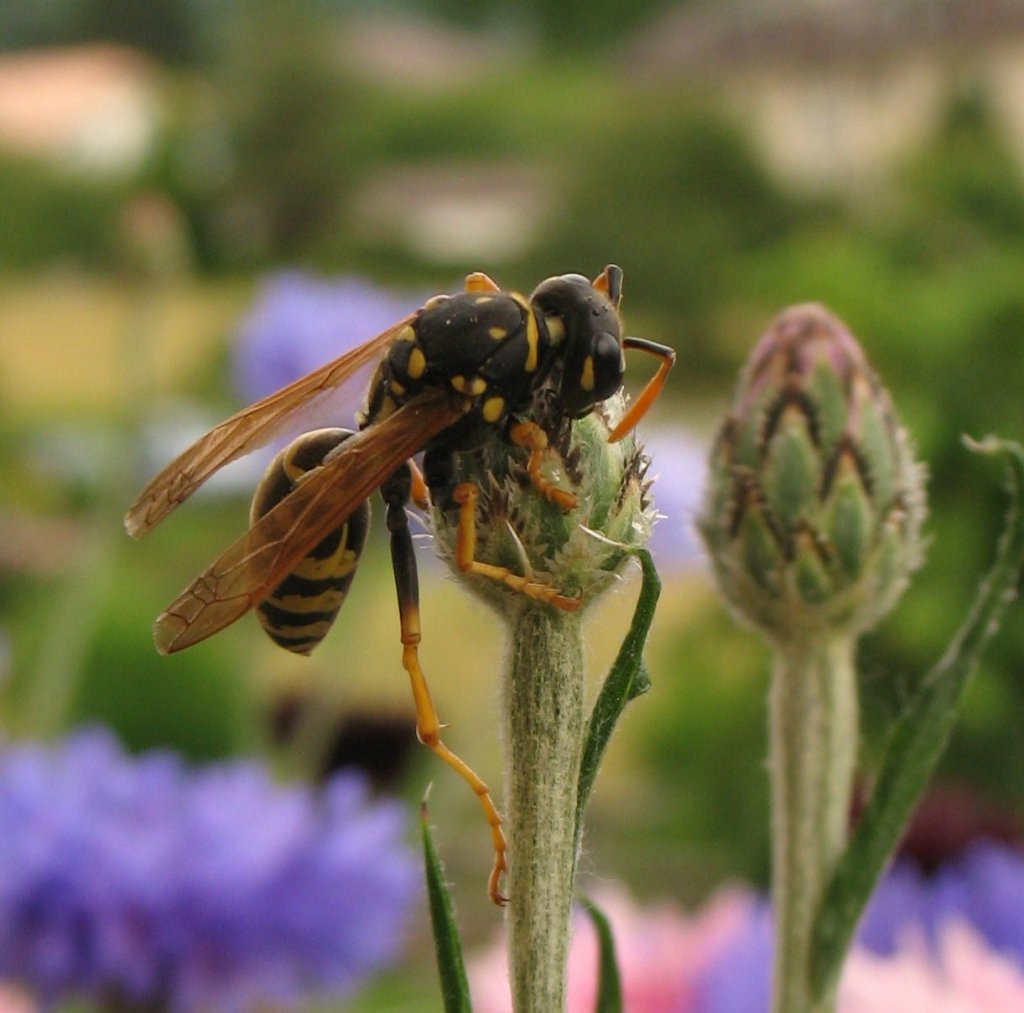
381,463 -> 508,904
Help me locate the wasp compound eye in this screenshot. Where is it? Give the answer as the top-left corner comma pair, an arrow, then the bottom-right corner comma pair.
591,331 -> 626,402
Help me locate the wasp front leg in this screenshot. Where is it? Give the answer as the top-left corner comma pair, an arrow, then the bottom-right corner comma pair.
451,483 -> 581,612
507,420 -> 578,511
607,336 -> 677,443
381,464 -> 508,904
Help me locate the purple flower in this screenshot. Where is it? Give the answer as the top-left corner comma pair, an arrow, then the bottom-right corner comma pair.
691,901 -> 772,1013
862,844 -> 1024,965
0,727 -> 418,1011
232,271 -> 422,403
693,842 -> 1024,1012
642,427 -> 708,571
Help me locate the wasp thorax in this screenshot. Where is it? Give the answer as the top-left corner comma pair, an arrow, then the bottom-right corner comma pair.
430,392 -> 654,614
699,304 -> 926,641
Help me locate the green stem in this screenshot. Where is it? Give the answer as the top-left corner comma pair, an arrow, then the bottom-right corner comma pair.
770,633 -> 858,1013
503,605 -> 585,1013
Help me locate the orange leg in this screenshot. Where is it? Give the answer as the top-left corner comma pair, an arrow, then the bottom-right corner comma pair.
508,420 -> 578,511
453,483 -> 582,612
408,458 -> 429,511
384,477 -> 508,905
400,636 -> 508,904
607,337 -> 677,443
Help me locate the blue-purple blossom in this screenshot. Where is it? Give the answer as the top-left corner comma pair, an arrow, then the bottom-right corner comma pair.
690,901 -> 772,1013
0,727 -> 419,1011
860,843 -> 1024,963
691,842 -> 1024,1012
641,427 -> 708,571
232,271 -> 422,403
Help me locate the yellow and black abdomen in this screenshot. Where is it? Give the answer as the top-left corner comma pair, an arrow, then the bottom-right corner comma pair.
250,428 -> 370,655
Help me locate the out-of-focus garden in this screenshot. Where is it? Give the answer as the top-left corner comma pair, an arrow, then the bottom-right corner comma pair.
5,0 -> 1024,1008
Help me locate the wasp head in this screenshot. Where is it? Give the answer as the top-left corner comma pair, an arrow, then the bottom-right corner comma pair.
530,265 -> 626,419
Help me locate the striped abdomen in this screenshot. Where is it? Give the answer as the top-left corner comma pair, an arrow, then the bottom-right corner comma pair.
250,429 -> 370,655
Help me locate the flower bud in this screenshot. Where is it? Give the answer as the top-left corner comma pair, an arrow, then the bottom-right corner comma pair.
430,393 -> 654,614
699,304 -> 926,640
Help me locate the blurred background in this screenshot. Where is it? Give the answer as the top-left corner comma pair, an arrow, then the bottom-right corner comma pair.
3,0 -> 1024,1007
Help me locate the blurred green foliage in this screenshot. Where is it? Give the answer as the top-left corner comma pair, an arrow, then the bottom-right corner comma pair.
0,0 -> 682,61
0,154 -> 129,270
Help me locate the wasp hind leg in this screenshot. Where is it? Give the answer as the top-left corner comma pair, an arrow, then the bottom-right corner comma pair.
382,465 -> 508,905
451,482 -> 582,612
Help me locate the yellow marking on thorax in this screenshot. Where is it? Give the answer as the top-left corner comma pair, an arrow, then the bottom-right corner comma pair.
482,395 -> 505,423
375,393 -> 398,420
489,326 -> 508,340
407,346 -> 426,379
397,324 -> 416,341
451,375 -> 488,396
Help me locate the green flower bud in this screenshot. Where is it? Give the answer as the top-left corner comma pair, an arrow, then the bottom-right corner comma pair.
430,393 -> 654,614
699,303 -> 926,640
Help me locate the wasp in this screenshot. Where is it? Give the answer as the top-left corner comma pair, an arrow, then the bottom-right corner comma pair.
125,265 -> 674,904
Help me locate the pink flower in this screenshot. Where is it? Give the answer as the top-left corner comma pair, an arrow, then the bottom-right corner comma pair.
0,985 -> 35,1013
840,920 -> 1024,1013
468,884 -> 755,1013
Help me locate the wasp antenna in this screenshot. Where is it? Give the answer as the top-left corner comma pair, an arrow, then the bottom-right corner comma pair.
592,265 -> 623,307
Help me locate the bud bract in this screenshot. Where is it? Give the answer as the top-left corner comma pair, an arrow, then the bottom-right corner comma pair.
699,304 -> 926,640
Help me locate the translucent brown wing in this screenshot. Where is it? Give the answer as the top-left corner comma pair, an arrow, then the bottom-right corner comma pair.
153,387 -> 469,654
125,313 -> 418,538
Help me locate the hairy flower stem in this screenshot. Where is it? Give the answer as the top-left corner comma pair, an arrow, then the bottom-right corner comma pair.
770,634 -> 858,1013
503,605 -> 585,1013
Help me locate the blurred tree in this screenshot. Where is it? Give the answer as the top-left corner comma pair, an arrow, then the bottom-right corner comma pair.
0,0 -> 201,63
0,0 -> 72,51
409,0 -> 685,51
535,96 -> 813,375
177,0 -> 369,269
900,85 -> 1024,247
72,0 -> 199,64
0,153 -> 127,269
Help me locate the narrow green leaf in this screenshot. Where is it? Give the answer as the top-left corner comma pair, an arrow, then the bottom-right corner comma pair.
421,797 -> 473,1013
574,548 -> 661,853
580,896 -> 623,1013
810,437 -> 1024,998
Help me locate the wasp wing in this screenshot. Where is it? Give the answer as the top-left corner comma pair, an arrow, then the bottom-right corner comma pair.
125,314 -> 418,538
153,388 -> 468,654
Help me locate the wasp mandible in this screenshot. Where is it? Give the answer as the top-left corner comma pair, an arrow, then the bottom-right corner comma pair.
125,265 -> 675,904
